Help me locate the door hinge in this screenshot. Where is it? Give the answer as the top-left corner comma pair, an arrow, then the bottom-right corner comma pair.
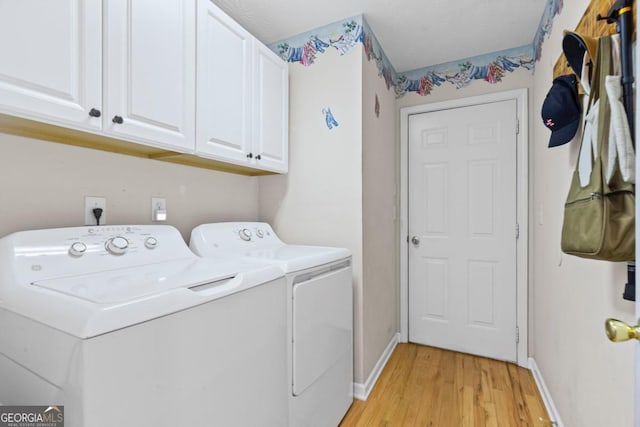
515,223 -> 520,239
516,119 -> 520,135
516,326 -> 520,344
406,235 -> 409,243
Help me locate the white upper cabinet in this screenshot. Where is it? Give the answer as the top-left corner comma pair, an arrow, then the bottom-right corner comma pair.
0,0 -> 195,153
196,0 -> 289,173
104,0 -> 196,152
253,42 -> 289,173
0,0 -> 287,173
0,0 -> 102,130
196,0 -> 252,164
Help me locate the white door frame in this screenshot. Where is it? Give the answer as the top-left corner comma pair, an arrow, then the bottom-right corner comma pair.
399,89 -> 529,367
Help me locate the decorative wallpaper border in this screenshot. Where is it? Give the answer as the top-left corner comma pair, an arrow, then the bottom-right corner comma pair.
395,45 -> 535,97
268,0 -> 563,97
269,15 -> 365,67
533,0 -> 564,61
361,19 -> 398,91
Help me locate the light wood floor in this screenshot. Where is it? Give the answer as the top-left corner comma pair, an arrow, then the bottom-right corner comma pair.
340,343 -> 552,427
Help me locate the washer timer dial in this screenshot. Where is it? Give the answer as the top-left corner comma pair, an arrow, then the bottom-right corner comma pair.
239,228 -> 252,241
105,236 -> 129,255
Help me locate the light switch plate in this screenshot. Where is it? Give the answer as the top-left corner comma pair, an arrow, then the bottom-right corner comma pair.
151,197 -> 167,222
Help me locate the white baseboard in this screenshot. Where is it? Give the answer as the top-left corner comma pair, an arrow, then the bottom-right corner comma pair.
528,357 -> 564,427
353,332 -> 400,401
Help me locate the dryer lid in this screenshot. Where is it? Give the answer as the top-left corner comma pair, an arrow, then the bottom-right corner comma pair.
243,245 -> 351,273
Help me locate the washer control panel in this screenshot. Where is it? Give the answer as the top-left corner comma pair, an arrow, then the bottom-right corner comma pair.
64,227 -> 157,258
9,225 -> 195,283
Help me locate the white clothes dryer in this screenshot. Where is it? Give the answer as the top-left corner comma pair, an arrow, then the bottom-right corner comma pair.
190,222 -> 353,427
0,225 -> 288,427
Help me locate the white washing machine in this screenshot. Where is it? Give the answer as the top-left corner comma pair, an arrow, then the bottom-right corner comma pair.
0,225 -> 288,427
190,222 -> 353,427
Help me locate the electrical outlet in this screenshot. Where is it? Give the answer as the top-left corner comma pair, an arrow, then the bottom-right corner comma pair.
151,197 -> 167,222
85,196 -> 106,226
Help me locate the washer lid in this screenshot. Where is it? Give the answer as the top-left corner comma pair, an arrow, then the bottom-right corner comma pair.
243,245 -> 351,273
2,258 -> 284,339
0,225 -> 286,338
31,258 -> 233,304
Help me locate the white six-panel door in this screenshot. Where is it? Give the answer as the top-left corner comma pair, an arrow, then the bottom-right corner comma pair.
408,99 -> 518,362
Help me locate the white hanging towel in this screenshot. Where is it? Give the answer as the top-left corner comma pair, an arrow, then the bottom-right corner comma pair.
604,74 -> 635,183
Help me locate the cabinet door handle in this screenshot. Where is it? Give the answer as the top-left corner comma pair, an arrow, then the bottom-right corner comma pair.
255,154 -> 262,160
112,115 -> 124,124
89,108 -> 101,118
246,153 -> 253,159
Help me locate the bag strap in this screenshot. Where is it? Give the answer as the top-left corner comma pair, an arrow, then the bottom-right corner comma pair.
594,36 -> 613,159
576,36 -> 609,174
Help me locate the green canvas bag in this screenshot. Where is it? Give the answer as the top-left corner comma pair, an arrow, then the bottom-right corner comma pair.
561,36 -> 635,261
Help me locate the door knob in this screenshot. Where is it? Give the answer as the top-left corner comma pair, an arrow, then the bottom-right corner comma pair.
605,318 -> 640,342
411,236 -> 420,245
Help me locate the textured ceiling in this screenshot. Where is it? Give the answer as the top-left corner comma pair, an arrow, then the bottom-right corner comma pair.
212,0 -> 548,72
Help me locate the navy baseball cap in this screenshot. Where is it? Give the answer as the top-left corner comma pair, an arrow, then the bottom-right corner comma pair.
541,74 -> 581,148
562,30 -> 597,81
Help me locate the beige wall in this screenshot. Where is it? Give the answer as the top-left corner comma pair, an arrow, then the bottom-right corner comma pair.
258,47 -> 366,380
0,132 -> 259,241
362,51 -> 398,378
531,1 -> 634,426
259,44 -> 402,386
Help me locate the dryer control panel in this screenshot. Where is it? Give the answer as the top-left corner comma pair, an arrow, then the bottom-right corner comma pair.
190,222 -> 284,255
235,224 -> 274,243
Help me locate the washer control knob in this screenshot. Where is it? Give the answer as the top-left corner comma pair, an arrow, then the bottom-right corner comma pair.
256,229 -> 264,238
69,242 -> 87,257
144,237 -> 158,249
239,228 -> 252,241
105,236 -> 129,255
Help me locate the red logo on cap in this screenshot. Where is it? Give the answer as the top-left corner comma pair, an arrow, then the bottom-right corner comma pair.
546,118 -> 555,127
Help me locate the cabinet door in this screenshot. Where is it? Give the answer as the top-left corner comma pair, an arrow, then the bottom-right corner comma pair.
196,0 -> 252,164
105,0 -> 195,152
253,42 -> 289,173
0,0 -> 102,130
